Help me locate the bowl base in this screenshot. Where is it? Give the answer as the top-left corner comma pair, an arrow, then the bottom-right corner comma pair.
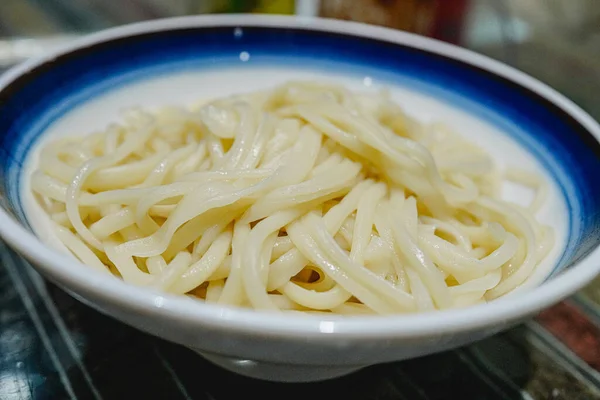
189,348 -> 366,382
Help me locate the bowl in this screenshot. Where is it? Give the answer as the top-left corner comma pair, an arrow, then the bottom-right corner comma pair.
0,15 -> 599,383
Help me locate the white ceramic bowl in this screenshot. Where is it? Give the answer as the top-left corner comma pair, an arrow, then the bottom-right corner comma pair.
0,15 -> 599,383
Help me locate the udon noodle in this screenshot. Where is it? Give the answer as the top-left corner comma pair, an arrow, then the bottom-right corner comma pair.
30,81 -> 555,315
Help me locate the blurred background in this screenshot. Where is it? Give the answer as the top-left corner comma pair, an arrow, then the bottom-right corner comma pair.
0,1 -> 599,399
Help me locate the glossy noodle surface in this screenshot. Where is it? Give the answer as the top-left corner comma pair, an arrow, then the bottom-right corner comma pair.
30,81 -> 555,315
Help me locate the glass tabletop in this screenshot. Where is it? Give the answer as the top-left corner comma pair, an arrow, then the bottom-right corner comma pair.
0,1 -> 599,399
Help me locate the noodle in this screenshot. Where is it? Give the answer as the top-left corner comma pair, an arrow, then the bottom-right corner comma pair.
30,81 -> 555,315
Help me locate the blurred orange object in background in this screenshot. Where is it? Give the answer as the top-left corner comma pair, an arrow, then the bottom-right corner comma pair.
319,0 -> 470,44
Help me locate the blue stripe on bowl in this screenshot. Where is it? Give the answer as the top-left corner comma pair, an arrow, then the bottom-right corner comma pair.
0,26 -> 598,276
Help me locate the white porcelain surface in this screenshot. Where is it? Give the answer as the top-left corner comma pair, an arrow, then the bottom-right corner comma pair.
193,351 -> 366,382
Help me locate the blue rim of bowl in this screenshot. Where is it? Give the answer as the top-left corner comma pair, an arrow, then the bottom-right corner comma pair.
0,15 -> 597,338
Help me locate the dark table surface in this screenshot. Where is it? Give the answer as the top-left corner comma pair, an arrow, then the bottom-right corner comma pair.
1,1 -> 600,399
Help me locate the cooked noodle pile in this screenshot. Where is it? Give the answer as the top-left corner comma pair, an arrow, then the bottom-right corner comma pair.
30,81 -> 555,315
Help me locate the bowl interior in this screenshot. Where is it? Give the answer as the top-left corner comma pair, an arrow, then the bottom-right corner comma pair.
0,17 -> 599,315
